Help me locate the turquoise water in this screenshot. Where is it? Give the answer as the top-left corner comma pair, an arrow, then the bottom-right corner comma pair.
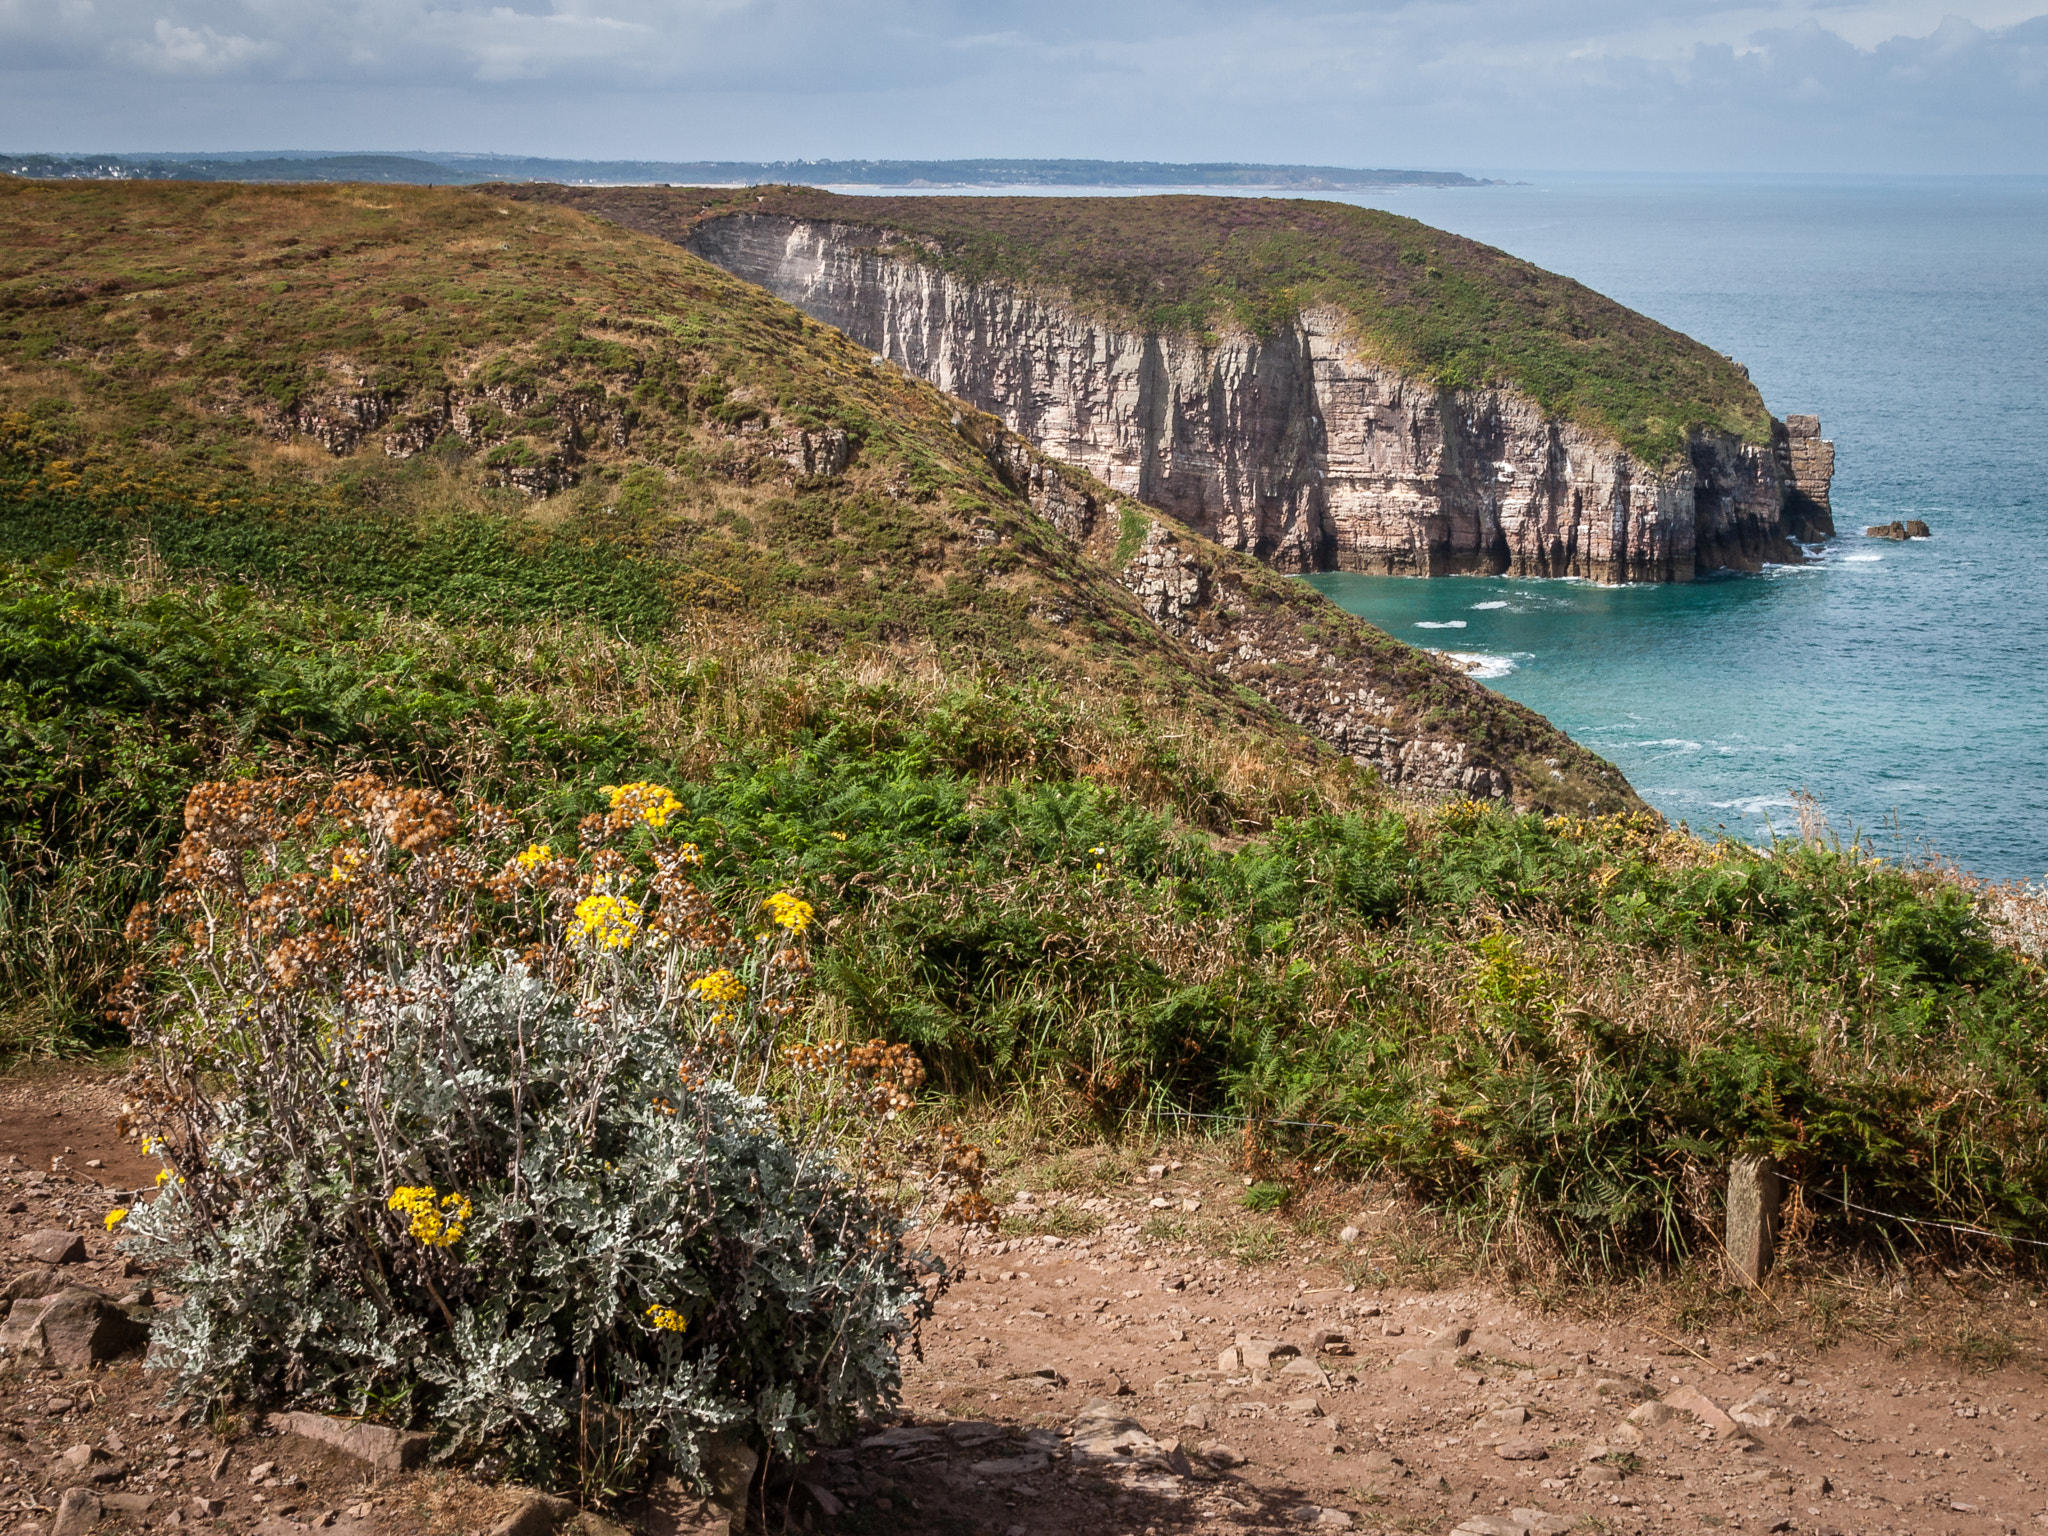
1296,177 -> 2048,881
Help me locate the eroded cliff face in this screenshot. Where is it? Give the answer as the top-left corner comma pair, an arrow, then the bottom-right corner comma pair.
962,414 -> 1641,811
687,214 -> 1835,582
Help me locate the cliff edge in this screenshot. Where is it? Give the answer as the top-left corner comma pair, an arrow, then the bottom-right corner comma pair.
524,187 -> 1835,584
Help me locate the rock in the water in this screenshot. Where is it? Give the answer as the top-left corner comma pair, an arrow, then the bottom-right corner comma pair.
20,1232 -> 85,1266
1905,519 -> 1931,537
1865,521 -> 1909,540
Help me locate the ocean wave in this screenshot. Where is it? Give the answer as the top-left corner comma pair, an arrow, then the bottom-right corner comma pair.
1839,553 -> 1884,563
1639,739 -> 1703,752
1414,620 -> 1468,629
1435,651 -> 1516,679
1470,600 -> 1509,610
1710,794 -> 1800,816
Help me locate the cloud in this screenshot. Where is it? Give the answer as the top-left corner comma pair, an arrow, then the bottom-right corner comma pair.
120,16 -> 275,72
0,0 -> 2040,170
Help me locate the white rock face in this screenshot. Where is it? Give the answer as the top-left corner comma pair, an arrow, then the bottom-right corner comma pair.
687,215 -> 1832,582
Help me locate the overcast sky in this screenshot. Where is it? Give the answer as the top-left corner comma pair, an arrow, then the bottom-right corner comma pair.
3,1 -> 2044,173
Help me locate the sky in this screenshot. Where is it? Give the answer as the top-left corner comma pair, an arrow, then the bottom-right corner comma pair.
2,1 -> 2045,173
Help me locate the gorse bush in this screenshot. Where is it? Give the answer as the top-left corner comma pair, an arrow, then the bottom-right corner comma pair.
115,775 -> 988,1497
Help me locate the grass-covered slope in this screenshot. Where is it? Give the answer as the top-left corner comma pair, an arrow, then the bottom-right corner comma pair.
7,177 -> 2044,1275
527,185 -> 1772,468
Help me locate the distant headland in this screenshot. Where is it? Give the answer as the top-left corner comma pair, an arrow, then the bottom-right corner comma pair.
0,152 -> 1497,191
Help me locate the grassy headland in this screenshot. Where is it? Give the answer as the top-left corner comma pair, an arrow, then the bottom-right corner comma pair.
2,176 -> 2043,1278
527,184 -> 1773,468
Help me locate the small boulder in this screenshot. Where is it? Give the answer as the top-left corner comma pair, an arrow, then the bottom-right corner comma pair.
1,1267 -> 67,1304
54,1445 -> 97,1475
1493,1438 -> 1547,1461
1626,1401 -> 1680,1427
1450,1517 -> 1527,1536
20,1232 -> 85,1266
51,1489 -> 100,1536
699,1430 -> 758,1534
1662,1384 -> 1735,1434
487,1493 -> 577,1536
1905,519 -> 1931,538
1285,1507 -> 1353,1529
266,1412 -> 430,1472
6,1288 -> 149,1366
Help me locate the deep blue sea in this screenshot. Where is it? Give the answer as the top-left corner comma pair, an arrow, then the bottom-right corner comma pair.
838,177 -> 2048,879
1299,176 -> 2048,880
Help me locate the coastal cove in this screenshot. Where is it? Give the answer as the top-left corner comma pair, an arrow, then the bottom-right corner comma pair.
1290,176 -> 2048,881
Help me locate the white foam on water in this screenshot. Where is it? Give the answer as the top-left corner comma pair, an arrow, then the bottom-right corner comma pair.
1711,794 -> 1800,816
1640,739 -> 1703,752
1435,651 -> 1516,680
1839,553 -> 1884,563
1470,600 -> 1509,610
1414,620 -> 1468,629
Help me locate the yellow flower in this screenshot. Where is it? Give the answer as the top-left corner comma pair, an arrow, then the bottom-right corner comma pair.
604,782 -> 684,830
104,1208 -> 129,1231
645,1303 -> 688,1334
689,968 -> 747,1004
515,842 -> 554,871
568,893 -> 641,950
764,891 -> 813,934
329,846 -> 368,884
387,1185 -> 472,1248
156,1168 -> 173,1185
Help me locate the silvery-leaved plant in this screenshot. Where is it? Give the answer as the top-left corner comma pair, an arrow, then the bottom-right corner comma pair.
113,776 -> 992,1500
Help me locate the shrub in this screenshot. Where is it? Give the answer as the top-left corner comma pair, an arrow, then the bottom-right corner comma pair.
115,775 -> 989,1499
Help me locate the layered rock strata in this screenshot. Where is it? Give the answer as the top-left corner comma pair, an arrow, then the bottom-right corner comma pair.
687,214 -> 1835,582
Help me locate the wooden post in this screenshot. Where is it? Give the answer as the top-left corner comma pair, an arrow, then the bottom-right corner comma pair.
1726,1154 -> 1781,1286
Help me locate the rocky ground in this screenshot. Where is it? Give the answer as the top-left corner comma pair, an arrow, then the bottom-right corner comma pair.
0,1067 -> 2042,1536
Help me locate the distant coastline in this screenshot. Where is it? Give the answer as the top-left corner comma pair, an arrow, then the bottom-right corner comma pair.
0,152 -> 1498,191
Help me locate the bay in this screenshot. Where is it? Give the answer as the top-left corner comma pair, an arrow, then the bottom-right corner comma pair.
1307,175 -> 2048,881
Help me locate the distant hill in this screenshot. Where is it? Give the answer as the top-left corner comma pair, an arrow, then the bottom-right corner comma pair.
1,152 -> 1493,190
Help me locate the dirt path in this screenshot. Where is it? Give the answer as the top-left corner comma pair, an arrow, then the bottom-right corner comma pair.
1,1068 -> 2041,1536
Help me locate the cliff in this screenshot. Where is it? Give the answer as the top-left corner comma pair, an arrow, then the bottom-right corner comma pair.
529,188 -> 1835,584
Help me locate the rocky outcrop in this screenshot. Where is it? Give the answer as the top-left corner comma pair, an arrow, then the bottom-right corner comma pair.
687,215 -> 1835,582
960,413 -> 1640,811
261,365 -> 636,496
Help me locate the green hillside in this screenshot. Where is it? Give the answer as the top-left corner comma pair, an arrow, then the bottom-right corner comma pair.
3,176 -> 2043,1276
539,185 -> 1771,468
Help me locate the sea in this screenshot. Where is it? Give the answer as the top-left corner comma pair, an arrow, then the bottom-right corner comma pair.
837,175 -> 2048,881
